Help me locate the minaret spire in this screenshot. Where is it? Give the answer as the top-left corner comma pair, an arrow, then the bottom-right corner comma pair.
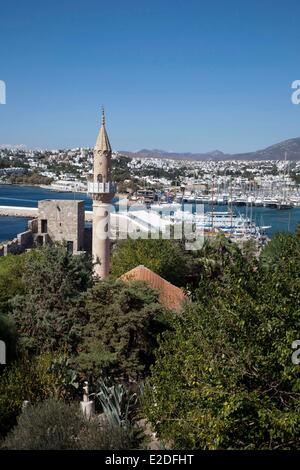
87,108 -> 116,279
95,108 -> 111,153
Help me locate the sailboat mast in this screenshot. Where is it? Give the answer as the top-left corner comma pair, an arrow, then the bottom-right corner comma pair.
230,178 -> 233,233
284,151 -> 287,201
211,175 -> 215,230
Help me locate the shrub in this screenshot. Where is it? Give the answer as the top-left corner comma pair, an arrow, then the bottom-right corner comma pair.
110,239 -> 192,287
3,399 -> 82,450
0,314 -> 17,365
0,353 -> 79,437
78,420 -> 145,450
12,243 -> 93,355
3,399 -> 145,450
77,280 -> 170,381
143,231 -> 300,449
0,254 -> 25,314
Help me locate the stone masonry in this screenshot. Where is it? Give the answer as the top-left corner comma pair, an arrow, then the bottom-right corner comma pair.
36,200 -> 85,253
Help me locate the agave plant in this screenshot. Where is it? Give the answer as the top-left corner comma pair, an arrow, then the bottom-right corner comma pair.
95,381 -> 139,427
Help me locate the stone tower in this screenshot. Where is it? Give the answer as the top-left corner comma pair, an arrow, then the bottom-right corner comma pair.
88,109 -> 116,278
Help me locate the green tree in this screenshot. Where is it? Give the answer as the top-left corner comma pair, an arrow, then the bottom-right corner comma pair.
11,243 -> 93,354
0,353 -> 78,437
0,254 -> 27,364
8,171 -> 53,185
77,279 -> 170,382
0,254 -> 26,314
111,239 -> 191,287
194,233 -> 243,280
143,231 -> 300,449
260,230 -> 299,270
191,233 -> 258,301
0,314 -> 17,365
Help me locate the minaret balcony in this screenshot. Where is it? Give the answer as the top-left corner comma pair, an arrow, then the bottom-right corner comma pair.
87,181 -> 117,194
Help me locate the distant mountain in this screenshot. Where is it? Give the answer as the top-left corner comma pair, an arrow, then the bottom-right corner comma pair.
120,148 -> 229,161
0,144 -> 27,150
119,137 -> 300,161
234,138 -> 300,161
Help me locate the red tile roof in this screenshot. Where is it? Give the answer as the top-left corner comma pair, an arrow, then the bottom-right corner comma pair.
120,265 -> 187,312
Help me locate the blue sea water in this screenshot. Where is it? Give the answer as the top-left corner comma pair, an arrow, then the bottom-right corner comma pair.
0,184 -> 92,242
0,184 -> 93,210
0,184 -> 300,242
0,216 -> 31,243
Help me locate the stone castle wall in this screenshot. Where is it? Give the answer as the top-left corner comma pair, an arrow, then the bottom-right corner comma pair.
0,200 -> 87,257
0,227 -> 34,256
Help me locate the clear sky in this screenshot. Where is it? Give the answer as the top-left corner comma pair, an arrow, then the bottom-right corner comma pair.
0,0 -> 300,153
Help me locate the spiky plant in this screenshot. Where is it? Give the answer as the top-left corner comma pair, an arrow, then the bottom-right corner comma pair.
95,382 -> 138,427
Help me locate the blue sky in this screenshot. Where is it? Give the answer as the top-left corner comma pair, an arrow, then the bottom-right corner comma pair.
0,0 -> 300,153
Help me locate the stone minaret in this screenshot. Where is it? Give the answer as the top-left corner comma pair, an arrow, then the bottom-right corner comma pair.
88,109 -> 116,278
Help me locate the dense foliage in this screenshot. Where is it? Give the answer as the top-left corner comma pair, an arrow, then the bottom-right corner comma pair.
2,398 -> 144,450
2,399 -> 83,450
77,279 -> 170,381
143,230 -> 300,449
11,244 -> 93,354
0,243 -> 172,441
0,353 -> 78,436
0,314 -> 17,364
111,238 -> 194,286
7,171 -> 53,185
1,231 -> 300,449
0,254 -> 25,314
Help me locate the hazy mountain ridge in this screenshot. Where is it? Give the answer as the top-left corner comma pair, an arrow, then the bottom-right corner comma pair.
120,138 -> 300,161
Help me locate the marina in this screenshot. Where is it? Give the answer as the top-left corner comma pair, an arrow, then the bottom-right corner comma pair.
175,191 -> 300,209
143,206 -> 271,245
0,184 -> 300,243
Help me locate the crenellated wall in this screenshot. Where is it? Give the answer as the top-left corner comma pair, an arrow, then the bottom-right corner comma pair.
0,219 -> 35,256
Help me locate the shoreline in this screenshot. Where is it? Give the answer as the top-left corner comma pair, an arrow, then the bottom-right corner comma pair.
0,205 -> 93,222
1,184 -> 300,239
0,181 -> 128,199
0,181 -> 88,193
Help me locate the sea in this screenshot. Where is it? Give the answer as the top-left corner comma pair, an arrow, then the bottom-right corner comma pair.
0,184 -> 300,243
